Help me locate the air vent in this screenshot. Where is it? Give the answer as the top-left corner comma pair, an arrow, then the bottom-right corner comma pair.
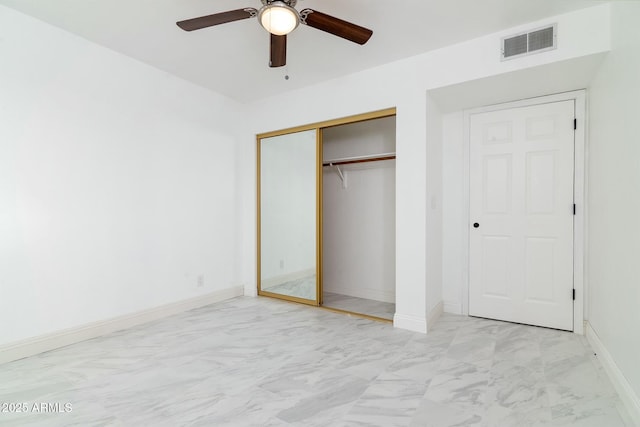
501,24 -> 556,60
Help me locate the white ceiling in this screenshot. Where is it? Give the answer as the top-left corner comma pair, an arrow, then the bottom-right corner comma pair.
0,0 -> 607,103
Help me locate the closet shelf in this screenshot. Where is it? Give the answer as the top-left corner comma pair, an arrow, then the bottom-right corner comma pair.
322,152 -> 396,167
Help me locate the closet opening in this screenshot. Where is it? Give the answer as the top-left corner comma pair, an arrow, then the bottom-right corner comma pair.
321,116 -> 396,320
256,108 -> 396,322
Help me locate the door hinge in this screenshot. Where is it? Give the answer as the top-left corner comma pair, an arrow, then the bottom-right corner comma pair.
574,118 -> 577,130
573,289 -> 576,300
573,204 -> 576,215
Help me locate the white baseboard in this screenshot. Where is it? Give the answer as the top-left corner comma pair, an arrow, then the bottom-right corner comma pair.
393,313 -> 427,334
244,284 -> 258,297
427,301 -> 444,331
443,301 -> 463,315
0,286 -> 244,365
585,322 -> 640,425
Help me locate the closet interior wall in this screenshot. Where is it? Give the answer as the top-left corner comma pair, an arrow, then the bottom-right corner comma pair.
322,116 -> 397,305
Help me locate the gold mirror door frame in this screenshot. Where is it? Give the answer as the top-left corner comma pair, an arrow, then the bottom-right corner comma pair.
257,128 -> 322,306
256,107 -> 396,308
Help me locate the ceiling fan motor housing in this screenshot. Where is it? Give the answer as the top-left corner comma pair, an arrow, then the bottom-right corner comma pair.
261,0 -> 297,6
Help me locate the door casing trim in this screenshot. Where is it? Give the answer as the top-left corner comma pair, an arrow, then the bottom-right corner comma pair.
462,90 -> 587,334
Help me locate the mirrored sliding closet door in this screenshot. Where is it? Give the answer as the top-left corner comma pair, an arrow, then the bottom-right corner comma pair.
257,129 -> 321,305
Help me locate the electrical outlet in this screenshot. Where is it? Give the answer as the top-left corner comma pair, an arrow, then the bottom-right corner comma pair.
197,275 -> 204,287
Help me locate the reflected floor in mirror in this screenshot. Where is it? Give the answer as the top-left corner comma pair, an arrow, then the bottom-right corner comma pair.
263,275 -> 316,300
322,292 -> 395,320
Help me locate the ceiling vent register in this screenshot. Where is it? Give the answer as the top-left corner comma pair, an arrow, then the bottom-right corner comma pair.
501,24 -> 556,60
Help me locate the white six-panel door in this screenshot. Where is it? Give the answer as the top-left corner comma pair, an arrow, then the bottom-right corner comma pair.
469,100 -> 575,331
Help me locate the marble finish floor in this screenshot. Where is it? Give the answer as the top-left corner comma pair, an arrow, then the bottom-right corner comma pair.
0,297 -> 630,426
323,292 -> 395,320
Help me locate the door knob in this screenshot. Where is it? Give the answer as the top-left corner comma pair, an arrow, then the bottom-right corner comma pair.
473,222 -> 480,228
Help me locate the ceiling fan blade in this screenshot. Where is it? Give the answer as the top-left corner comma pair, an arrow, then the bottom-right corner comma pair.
270,34 -> 287,68
300,9 -> 372,45
177,8 -> 257,31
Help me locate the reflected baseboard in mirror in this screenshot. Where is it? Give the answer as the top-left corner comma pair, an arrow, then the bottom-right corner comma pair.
322,292 -> 395,321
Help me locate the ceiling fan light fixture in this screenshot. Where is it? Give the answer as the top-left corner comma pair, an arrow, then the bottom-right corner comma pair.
259,1 -> 299,36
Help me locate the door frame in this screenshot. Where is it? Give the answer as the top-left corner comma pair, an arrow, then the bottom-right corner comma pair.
256,107 -> 397,308
256,128 -> 322,306
461,90 -> 587,334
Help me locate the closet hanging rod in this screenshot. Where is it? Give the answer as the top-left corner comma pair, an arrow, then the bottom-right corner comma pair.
322,152 -> 396,167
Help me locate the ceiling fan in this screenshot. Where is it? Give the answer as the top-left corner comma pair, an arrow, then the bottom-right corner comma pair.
176,0 -> 373,68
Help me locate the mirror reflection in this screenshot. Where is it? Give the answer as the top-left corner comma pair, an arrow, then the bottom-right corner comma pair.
260,129 -> 317,301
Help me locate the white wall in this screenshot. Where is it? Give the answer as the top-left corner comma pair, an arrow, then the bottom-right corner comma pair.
322,118 -> 396,303
0,6 -> 242,346
323,118 -> 396,159
242,4 -> 612,333
425,95 -> 443,320
441,112 -> 465,314
587,0 -> 640,409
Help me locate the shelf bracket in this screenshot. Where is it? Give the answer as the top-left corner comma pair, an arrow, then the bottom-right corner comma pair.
330,163 -> 347,189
